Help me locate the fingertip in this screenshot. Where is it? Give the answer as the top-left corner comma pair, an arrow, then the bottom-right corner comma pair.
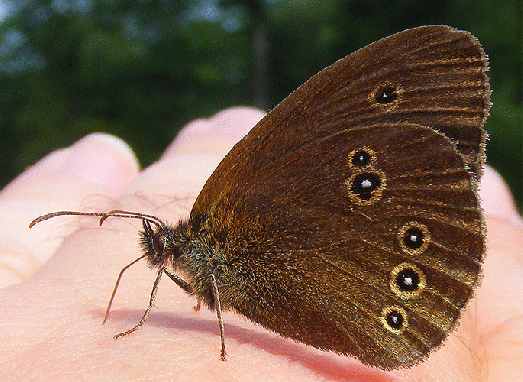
0,133 -> 141,284
2,133 -> 140,199
162,107 -> 266,159
66,133 -> 140,193
480,165 -> 522,224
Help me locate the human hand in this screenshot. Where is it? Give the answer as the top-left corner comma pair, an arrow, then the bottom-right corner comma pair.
0,107 -> 521,381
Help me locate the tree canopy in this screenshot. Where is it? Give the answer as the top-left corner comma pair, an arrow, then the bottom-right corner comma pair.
1,0 -> 521,210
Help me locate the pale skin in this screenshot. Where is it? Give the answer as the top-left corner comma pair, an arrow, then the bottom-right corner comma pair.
0,107 -> 521,381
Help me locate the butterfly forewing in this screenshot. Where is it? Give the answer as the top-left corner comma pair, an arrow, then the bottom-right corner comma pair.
192,25 -> 489,218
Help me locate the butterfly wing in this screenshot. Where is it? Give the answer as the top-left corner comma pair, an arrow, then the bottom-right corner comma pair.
193,123 -> 483,368
192,25 -> 489,218
187,26 -> 488,369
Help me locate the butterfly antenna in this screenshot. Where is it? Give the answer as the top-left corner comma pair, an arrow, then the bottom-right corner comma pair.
29,209 -> 167,229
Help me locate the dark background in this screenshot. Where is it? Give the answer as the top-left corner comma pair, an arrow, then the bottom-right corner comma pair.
1,0 -> 521,211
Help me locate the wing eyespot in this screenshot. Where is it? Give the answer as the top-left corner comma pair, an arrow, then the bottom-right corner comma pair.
371,83 -> 402,110
381,306 -> 408,333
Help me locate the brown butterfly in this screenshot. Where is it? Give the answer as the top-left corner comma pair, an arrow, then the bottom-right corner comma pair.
31,25 -> 490,369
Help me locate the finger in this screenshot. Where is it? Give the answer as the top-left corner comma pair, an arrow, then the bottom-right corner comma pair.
162,107 -> 265,158
474,166 -> 523,380
475,215 -> 523,380
0,133 -> 139,286
480,165 -> 522,224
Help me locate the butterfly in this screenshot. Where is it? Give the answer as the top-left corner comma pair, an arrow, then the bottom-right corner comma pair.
31,25 -> 490,369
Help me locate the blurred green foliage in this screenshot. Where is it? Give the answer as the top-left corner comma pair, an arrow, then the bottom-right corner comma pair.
0,0 -> 521,211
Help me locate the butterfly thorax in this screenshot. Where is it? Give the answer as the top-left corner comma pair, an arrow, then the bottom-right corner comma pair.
140,219 -> 229,311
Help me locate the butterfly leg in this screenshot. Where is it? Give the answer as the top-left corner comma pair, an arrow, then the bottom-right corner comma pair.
163,268 -> 201,310
193,298 -> 202,312
113,267 -> 164,339
210,274 -> 226,361
103,254 -> 146,324
164,268 -> 193,294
